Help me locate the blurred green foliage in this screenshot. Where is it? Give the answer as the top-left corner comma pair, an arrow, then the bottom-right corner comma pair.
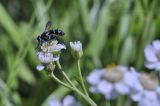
0,0 -> 160,106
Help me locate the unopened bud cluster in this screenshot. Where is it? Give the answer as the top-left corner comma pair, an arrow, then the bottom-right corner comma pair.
70,41 -> 83,60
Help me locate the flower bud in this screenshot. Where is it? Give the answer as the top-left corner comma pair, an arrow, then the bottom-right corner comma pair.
70,41 -> 83,59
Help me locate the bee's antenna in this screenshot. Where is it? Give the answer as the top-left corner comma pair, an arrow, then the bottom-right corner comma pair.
46,21 -> 52,27
44,21 -> 52,32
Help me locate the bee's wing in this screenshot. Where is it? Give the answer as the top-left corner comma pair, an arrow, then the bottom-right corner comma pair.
44,21 -> 52,32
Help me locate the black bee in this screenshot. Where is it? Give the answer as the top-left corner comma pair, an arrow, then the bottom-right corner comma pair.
36,21 -> 65,49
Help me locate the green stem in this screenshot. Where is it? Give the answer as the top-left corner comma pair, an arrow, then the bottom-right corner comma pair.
56,61 -> 74,87
51,71 -> 73,89
51,71 -> 97,106
117,96 -> 125,106
77,59 -> 89,96
106,100 -> 111,106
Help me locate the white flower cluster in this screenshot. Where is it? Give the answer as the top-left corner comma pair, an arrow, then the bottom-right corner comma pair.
36,40 -> 83,71
87,65 -> 160,106
48,95 -> 81,106
36,40 -> 66,71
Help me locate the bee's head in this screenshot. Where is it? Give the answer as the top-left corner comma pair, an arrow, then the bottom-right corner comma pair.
61,31 -> 65,36
57,30 -> 65,36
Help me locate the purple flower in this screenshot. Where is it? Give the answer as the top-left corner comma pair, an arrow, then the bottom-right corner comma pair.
49,95 -> 81,106
130,73 -> 160,106
87,65 -> 141,99
144,40 -> 160,71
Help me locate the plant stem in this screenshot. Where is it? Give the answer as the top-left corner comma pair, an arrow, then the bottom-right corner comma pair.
56,61 -> 74,87
117,96 -> 125,106
77,59 -> 89,96
51,71 -> 97,106
51,71 -> 73,89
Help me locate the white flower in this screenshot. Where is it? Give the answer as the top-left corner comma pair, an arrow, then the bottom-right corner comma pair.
48,95 -> 81,106
70,41 -> 83,59
144,40 -> 160,71
130,73 -> 160,106
36,52 -> 54,63
36,64 -> 45,71
47,40 -> 66,53
36,52 -> 55,71
40,41 -> 66,62
41,40 -> 66,53
87,65 -> 140,99
70,41 -> 82,52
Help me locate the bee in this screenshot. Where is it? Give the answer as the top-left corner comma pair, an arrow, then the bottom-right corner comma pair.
36,21 -> 65,49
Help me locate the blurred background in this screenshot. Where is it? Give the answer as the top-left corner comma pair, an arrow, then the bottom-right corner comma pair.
0,0 -> 160,106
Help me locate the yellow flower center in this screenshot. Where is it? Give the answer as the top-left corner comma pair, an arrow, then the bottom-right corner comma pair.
104,64 -> 124,83
140,73 -> 159,90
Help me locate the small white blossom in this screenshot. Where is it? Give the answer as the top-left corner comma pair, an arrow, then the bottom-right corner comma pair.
41,41 -> 66,53
36,64 -> 45,71
144,40 -> 160,71
87,65 -> 141,99
36,40 -> 66,70
48,95 -> 81,106
70,41 -> 83,59
47,40 -> 66,53
70,41 -> 82,52
36,52 -> 54,64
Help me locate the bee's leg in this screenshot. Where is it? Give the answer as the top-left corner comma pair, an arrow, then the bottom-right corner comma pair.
56,37 -> 63,44
35,42 -> 41,50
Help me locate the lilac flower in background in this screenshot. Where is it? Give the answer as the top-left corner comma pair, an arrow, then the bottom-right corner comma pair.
130,73 -> 160,106
87,65 -> 141,99
49,95 -> 81,106
49,97 -> 62,106
144,40 -> 160,71
62,95 -> 81,106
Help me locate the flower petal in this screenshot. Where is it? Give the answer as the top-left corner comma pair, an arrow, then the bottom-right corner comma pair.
145,62 -> 160,70
87,69 -> 104,85
152,40 -> 160,51
144,45 -> 158,62
37,52 -> 53,63
63,95 -> 75,106
115,82 -> 130,95
156,87 -> 160,96
123,69 -> 143,92
138,90 -> 160,106
130,91 -> 143,102
36,64 -> 45,71
97,80 -> 113,95
104,89 -> 118,99
143,90 -> 157,100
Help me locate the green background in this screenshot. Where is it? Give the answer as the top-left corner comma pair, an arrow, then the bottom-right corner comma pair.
0,0 -> 160,105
